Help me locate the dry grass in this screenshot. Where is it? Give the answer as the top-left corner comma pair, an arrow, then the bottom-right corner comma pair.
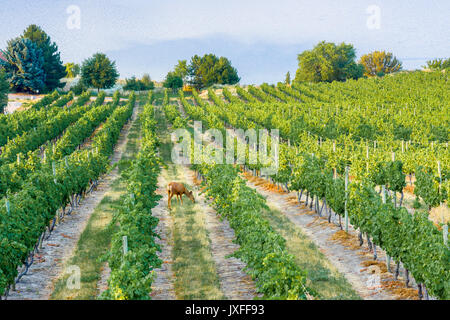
242,172 -> 287,194
382,281 -> 419,300
192,174 -> 202,186
329,230 -> 361,250
429,205 -> 450,225
361,260 -> 388,274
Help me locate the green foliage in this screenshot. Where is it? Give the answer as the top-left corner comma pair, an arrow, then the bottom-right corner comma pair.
425,58 -> 450,71
163,72 -> 183,92
285,72 -> 291,85
0,37 -> 45,93
70,80 -> 87,95
414,166 -> 446,210
22,25 -> 66,91
173,60 -> 188,81
64,62 -> 80,78
123,74 -> 154,91
187,54 -> 240,89
182,70 -> 450,299
0,91 -> 128,296
81,53 -> 119,91
359,51 -> 402,77
294,41 -> 363,83
101,98 -> 161,300
198,164 -> 313,299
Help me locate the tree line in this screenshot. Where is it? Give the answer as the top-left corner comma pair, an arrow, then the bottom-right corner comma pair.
163,54 -> 240,91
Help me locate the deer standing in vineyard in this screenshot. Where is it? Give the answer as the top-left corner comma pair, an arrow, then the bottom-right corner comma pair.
167,182 -> 195,209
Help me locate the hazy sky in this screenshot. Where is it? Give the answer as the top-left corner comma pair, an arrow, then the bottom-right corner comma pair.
0,0 -> 449,84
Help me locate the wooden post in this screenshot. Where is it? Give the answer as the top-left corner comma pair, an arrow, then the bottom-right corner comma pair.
381,185 -> 392,268
52,161 -> 57,184
345,166 -> 349,233
123,236 -> 128,254
5,199 -> 10,214
444,225 -> 448,246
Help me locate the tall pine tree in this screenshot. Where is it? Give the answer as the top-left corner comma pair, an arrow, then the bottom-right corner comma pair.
23,25 -> 66,91
0,37 -> 45,93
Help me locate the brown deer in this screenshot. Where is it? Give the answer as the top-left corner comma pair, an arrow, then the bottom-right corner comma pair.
167,182 -> 195,209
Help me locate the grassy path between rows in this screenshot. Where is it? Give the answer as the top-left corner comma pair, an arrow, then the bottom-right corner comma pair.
153,92 -> 224,299
50,95 -> 145,300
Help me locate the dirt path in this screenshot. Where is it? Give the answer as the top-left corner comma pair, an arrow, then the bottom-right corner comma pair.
183,169 -> 258,300
152,102 -> 257,300
242,175 -> 417,300
7,106 -> 138,300
150,172 -> 176,300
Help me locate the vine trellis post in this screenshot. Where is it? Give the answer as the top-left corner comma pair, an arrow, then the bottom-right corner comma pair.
344,166 -> 349,233
122,236 -> 128,255
437,160 -> 448,246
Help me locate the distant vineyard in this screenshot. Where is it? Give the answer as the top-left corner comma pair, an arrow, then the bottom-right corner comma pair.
177,71 -> 449,300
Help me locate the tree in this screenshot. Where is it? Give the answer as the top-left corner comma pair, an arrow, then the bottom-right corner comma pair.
174,60 -> 188,81
81,53 -> 119,92
187,54 -> 240,89
65,62 -> 80,78
285,72 -> 291,85
0,37 -> 45,93
141,73 -> 154,90
123,74 -> 154,91
359,51 -> 402,77
123,76 -> 140,91
425,58 -> 450,71
0,70 -> 8,113
22,25 -> 66,91
163,72 -> 183,93
70,80 -> 86,95
294,41 -> 363,83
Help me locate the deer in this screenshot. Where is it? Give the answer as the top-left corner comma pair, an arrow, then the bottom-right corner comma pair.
167,182 -> 195,209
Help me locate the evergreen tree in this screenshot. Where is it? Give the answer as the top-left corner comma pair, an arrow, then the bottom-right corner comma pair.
0,37 -> 45,93
81,53 -> 119,92
23,25 -> 66,91
285,71 -> 291,85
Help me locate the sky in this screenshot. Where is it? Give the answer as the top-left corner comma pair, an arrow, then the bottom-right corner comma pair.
0,0 -> 449,84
